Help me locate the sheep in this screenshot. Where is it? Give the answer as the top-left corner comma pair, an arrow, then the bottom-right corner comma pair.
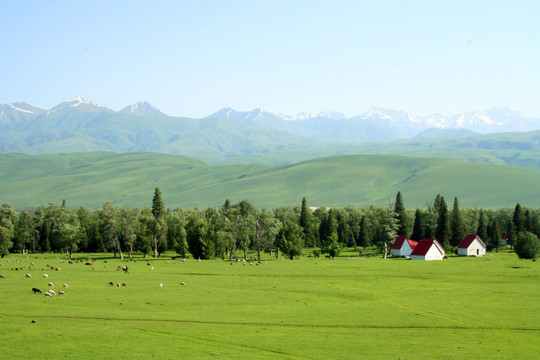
48,290 -> 56,296
48,282 -> 54,287
122,266 -> 129,274
108,281 -> 114,286
121,282 -> 128,287
32,287 -> 42,294
63,283 -> 68,288
116,283 -> 120,287
25,273 -> 32,278
159,283 -> 163,288
58,291 -> 66,296
55,267 -> 62,271
180,281 -> 186,286
44,291 -> 52,297
182,258 -> 186,262
43,274 -> 48,278
0,274 -> 5,279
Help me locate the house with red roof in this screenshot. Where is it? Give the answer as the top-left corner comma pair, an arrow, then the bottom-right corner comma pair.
410,238 -> 446,260
391,235 -> 418,257
458,234 -> 486,257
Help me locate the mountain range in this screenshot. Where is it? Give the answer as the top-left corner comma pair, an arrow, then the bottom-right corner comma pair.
1,97 -> 540,168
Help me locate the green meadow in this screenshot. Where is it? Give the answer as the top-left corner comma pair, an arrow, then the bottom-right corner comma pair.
2,152 -> 540,209
0,250 -> 538,359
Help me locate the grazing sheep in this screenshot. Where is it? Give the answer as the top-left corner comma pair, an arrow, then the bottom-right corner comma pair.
32,287 -> 42,294
44,291 -> 52,297
48,282 -> 54,287
108,281 -> 114,286
121,282 -> 128,287
0,274 -> 5,279
116,283 -> 120,287
49,290 -> 56,296
43,274 -> 48,278
180,281 -> 186,286
182,258 -> 186,262
122,266 -> 129,274
55,267 -> 62,271
63,283 -> 68,288
159,283 -> 163,288
25,273 -> 32,278
58,291 -> 66,296
30,262 -> 35,266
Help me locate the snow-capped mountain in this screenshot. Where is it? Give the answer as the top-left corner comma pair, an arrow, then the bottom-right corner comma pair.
119,101 -> 167,117
210,106 -> 540,138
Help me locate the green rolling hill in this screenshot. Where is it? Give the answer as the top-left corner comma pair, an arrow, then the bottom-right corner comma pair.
1,152 -> 539,210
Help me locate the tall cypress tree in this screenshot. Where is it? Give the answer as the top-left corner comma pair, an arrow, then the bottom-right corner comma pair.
151,187 -> 166,258
487,216 -> 503,252
411,208 -> 424,242
299,197 -> 315,247
435,195 -> 451,249
358,215 -> 372,252
394,191 -> 408,236
477,209 -> 488,244
450,197 -> 464,247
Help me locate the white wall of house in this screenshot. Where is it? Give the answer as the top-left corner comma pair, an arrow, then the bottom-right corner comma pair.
391,242 -> 412,257
411,244 -> 445,260
458,238 -> 486,257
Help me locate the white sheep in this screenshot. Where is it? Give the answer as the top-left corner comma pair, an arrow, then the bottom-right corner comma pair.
25,273 -> 32,278
180,281 -> 186,286
48,282 -> 54,287
44,291 -> 52,297
63,283 -> 68,288
43,274 -> 48,278
58,290 -> 66,296
159,283 -> 163,288
49,289 -> 56,296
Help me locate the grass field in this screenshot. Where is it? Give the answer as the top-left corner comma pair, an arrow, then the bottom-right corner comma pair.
0,250 -> 538,359
2,152 -> 540,210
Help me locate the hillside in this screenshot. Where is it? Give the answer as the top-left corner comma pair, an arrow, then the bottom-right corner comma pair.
1,152 -> 539,210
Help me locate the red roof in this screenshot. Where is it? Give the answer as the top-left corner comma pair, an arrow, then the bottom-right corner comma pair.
392,235 -> 408,249
408,240 -> 419,248
410,238 -> 445,256
458,234 -> 486,249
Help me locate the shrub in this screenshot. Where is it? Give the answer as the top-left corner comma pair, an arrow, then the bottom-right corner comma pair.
515,231 -> 540,259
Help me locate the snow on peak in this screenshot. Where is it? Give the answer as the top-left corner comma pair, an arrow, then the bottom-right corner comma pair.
67,96 -> 91,107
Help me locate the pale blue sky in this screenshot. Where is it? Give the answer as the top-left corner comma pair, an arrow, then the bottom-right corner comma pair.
1,0 -> 539,117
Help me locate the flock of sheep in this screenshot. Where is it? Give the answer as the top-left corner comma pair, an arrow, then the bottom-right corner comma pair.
0,257 -> 192,299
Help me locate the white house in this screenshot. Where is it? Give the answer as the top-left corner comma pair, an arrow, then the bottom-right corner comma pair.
391,235 -> 418,257
458,234 -> 486,257
410,238 -> 446,260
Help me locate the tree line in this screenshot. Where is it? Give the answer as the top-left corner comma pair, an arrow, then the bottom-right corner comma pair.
1,188 -> 539,259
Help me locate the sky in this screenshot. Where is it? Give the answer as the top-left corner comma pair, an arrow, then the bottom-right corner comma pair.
1,0 -> 539,118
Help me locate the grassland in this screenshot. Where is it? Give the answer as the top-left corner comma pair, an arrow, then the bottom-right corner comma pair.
2,152 -> 540,210
0,250 -> 538,359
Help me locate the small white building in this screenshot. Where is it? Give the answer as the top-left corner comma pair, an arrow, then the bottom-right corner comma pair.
391,235 -> 418,257
458,234 -> 486,257
410,238 -> 446,260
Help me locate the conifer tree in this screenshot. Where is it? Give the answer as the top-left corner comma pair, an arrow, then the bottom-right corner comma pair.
450,197 -> 464,247
394,191 -> 408,236
411,208 -> 424,242
151,187 -> 166,258
477,209 -> 488,245
435,195 -> 451,249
